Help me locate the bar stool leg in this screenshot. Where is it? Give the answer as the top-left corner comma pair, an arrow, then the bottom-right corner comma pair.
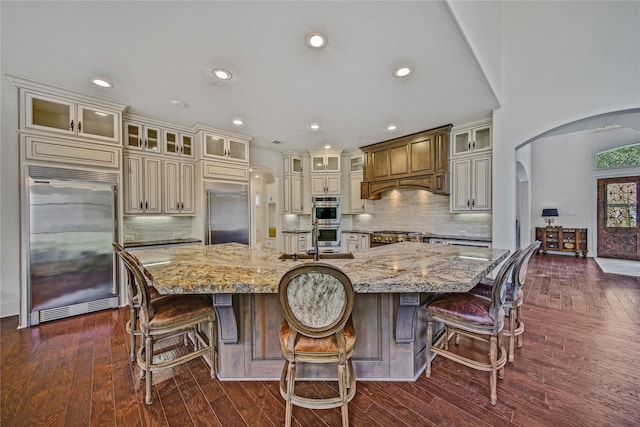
425,317 -> 433,378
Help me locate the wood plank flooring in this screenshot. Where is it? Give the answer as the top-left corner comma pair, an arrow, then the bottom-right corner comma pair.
2,254 -> 639,426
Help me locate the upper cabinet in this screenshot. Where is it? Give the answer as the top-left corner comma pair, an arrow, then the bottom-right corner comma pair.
309,150 -> 342,196
282,151 -> 306,213
359,125 -> 451,198
124,121 -> 161,153
9,76 -> 127,145
202,132 -> 249,164
311,152 -> 340,173
344,151 -> 373,214
449,117 -> 493,213
451,119 -> 492,157
164,129 -> 194,158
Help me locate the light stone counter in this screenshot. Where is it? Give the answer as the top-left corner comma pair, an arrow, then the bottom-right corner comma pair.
135,242 -> 508,295
133,242 -> 509,381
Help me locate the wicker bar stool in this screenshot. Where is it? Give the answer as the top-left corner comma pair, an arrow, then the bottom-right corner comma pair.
278,263 -> 356,427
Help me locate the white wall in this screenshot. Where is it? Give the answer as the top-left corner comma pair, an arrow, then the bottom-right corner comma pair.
531,128 -> 640,256
493,1 -> 640,251
1,80 -> 20,317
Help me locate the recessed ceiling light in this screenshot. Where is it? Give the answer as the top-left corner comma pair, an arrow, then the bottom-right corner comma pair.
324,144 -> 331,149
171,100 -> 186,108
92,79 -> 112,88
212,68 -> 232,80
306,32 -> 327,49
232,119 -> 244,126
394,66 -> 412,78
386,124 -> 398,131
310,123 -> 320,131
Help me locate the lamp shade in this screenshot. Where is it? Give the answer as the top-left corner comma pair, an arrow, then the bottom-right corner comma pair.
542,208 -> 559,217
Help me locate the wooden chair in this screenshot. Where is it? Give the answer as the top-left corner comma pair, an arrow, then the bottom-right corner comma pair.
468,241 -> 541,362
112,242 -> 161,362
278,263 -> 357,427
425,249 -> 522,405
117,250 -> 216,404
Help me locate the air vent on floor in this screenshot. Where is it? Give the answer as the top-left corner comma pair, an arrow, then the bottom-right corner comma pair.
36,296 -> 119,324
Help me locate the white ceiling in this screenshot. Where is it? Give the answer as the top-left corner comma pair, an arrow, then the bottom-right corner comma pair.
1,1 -> 499,154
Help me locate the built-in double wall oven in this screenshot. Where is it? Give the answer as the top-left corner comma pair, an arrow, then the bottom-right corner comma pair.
312,196 -> 341,252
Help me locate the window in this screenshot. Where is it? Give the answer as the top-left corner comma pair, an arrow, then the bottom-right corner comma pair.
605,181 -> 637,228
595,143 -> 640,169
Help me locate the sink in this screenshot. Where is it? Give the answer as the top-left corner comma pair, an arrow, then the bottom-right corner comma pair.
279,252 -> 355,260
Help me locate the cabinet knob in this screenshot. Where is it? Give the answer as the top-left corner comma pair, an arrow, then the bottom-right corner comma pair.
78,121 -> 82,132
70,120 -> 74,131
145,201 -> 149,210
139,201 -> 143,210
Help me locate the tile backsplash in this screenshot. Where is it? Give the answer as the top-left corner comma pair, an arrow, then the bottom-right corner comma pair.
123,216 -> 196,243
351,189 -> 491,238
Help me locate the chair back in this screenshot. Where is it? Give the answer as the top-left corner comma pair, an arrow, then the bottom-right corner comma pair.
118,250 -> 156,322
278,263 -> 354,339
513,241 -> 541,289
113,242 -> 137,303
489,250 -> 522,332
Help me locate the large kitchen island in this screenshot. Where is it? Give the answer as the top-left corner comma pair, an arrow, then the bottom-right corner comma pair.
135,242 -> 509,381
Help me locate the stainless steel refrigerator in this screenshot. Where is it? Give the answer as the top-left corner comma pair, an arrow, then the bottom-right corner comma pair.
205,182 -> 249,245
27,166 -> 119,325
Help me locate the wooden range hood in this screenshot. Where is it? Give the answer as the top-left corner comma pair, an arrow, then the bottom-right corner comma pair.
359,124 -> 452,199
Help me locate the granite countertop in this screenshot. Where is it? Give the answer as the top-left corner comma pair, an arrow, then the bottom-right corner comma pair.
135,242 -> 509,295
124,238 -> 202,249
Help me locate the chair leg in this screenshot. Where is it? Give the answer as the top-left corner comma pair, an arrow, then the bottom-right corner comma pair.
145,336 -> 153,405
516,303 -> 524,348
508,306 -> 516,362
209,319 -> 216,378
129,306 -> 137,362
489,335 -> 497,405
285,361 -> 296,427
497,331 -> 505,380
338,361 -> 349,427
425,317 -> 433,378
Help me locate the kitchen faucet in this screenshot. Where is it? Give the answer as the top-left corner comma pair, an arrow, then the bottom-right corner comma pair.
311,219 -> 320,261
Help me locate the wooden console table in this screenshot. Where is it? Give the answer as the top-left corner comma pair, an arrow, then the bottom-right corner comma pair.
535,227 -> 588,257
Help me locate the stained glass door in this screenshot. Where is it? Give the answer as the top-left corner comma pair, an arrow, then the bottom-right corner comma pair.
597,176 -> 640,260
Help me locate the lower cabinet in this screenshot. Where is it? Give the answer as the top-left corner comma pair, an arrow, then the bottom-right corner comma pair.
163,160 -> 195,214
342,233 -> 370,253
284,233 -> 310,254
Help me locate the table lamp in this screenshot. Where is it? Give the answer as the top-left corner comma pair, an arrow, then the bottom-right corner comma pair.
542,208 -> 559,227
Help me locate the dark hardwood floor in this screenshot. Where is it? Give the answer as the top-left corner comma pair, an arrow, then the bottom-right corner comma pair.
2,254 -> 639,426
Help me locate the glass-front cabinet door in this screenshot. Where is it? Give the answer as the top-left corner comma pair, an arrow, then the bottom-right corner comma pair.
204,134 -> 226,158
125,123 -> 160,152
452,124 -> 492,156
77,104 -> 119,143
203,133 -> 248,163
228,139 -> 248,162
164,130 -> 195,158
25,92 -> 120,144
25,93 -> 75,136
312,153 -> 341,172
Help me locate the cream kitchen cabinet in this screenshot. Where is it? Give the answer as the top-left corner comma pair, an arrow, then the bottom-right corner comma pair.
283,175 -> 304,213
309,151 -> 342,195
282,151 -> 306,213
310,152 -> 341,173
124,121 -> 162,153
8,75 -> 125,145
202,132 -> 249,164
342,233 -> 369,253
164,129 -> 194,158
345,151 -> 373,214
124,154 -> 162,214
311,174 -> 340,195
451,119 -> 492,157
450,155 -> 492,212
284,233 -> 309,254
163,160 -> 195,215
